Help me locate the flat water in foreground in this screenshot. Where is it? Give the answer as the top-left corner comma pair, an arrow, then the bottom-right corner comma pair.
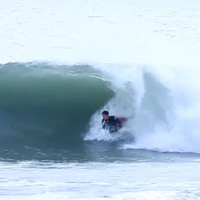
0,159 -> 200,200
1,147 -> 200,200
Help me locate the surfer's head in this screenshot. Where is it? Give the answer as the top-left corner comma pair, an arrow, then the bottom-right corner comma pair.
102,110 -> 109,120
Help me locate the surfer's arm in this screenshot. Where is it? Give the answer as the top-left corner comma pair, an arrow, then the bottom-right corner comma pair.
102,119 -> 106,129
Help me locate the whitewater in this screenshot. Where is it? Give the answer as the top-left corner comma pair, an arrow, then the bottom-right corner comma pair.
0,0 -> 200,199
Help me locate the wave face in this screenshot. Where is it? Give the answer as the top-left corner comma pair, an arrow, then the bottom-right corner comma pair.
1,62 -> 176,159
0,63 -> 114,154
1,61 -> 200,160
2,62 -> 200,158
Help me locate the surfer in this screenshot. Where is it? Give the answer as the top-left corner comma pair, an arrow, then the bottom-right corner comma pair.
101,110 -> 124,133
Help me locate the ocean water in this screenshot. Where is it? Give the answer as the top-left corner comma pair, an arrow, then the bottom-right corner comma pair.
0,0 -> 200,199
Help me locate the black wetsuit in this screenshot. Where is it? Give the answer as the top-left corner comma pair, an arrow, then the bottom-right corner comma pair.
102,116 -> 122,132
